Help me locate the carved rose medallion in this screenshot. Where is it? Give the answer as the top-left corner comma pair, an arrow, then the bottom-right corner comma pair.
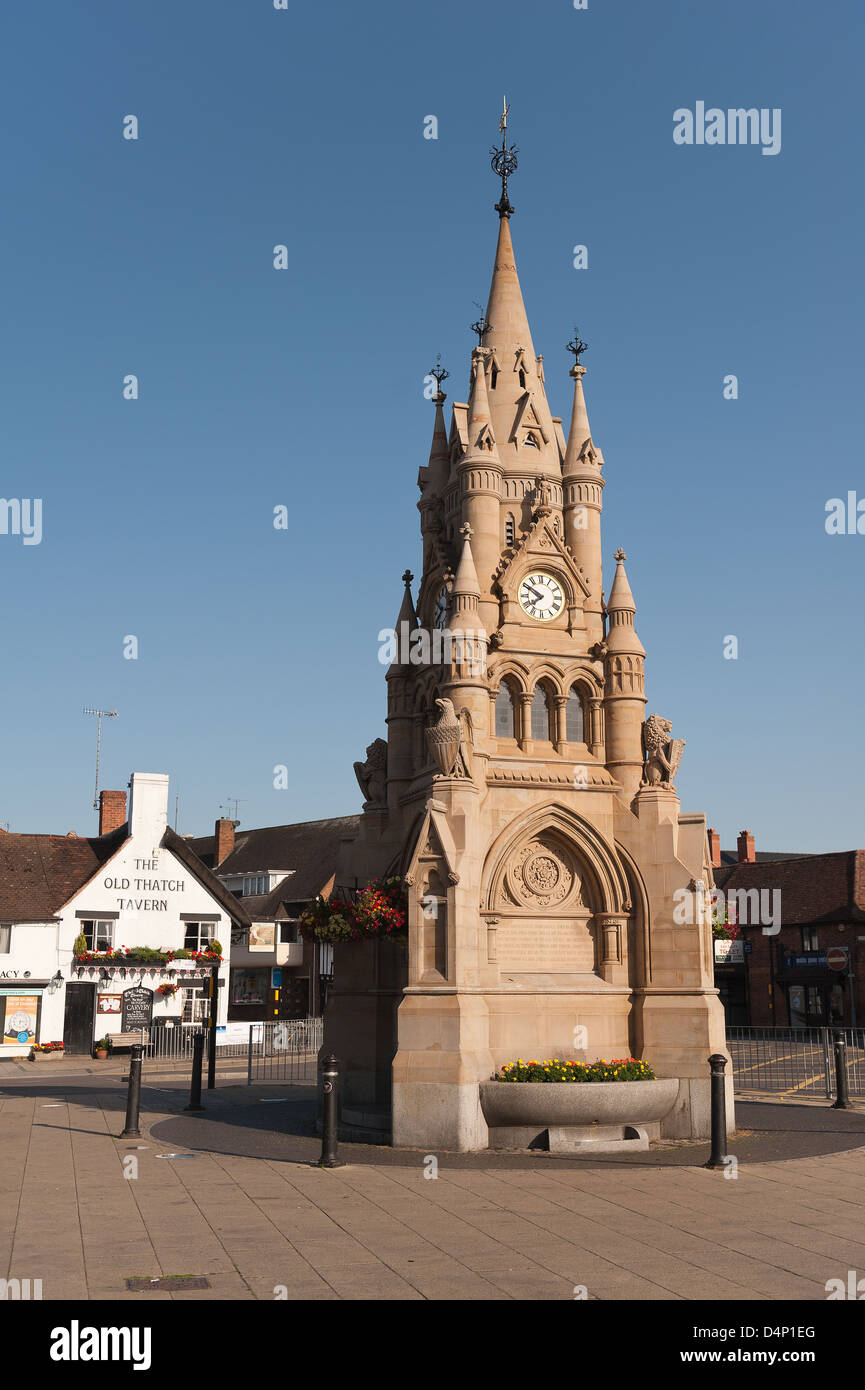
500,838 -> 581,909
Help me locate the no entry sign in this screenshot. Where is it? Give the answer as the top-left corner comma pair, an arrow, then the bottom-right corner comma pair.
827,947 -> 848,971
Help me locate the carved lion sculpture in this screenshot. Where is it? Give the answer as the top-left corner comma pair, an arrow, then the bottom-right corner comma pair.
353,738 -> 388,806
641,713 -> 686,789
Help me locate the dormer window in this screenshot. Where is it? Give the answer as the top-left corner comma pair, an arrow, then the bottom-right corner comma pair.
525,432 -> 539,448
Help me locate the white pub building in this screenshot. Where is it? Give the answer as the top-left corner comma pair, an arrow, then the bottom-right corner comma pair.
0,772 -> 250,1056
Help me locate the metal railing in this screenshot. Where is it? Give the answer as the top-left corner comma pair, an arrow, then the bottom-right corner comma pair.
726,1026 -> 865,1099
247,1018 -> 322,1084
145,1019 -> 322,1078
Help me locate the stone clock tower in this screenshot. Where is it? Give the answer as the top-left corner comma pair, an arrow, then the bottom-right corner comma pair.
331,115 -> 728,1151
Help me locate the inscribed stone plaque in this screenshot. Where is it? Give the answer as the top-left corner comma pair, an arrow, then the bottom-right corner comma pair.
497,919 -> 594,972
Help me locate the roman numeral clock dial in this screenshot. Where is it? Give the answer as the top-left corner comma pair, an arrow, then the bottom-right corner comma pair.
518,572 -> 564,622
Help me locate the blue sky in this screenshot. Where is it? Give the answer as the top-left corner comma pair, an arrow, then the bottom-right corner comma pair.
1,0 -> 862,851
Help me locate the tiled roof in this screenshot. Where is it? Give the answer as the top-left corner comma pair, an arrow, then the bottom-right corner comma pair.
718,850 -> 809,865
186,816 -> 361,902
713,851 -> 865,925
0,826 -> 127,921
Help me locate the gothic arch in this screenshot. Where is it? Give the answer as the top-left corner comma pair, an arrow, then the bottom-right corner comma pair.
481,801 -> 631,917
488,657 -> 531,694
527,662 -> 566,697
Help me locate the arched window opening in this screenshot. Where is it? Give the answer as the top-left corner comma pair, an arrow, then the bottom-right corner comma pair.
525,432 -> 538,448
566,686 -> 585,742
495,682 -> 517,739
490,364 -> 498,390
531,684 -> 553,741
505,513 -> 515,546
518,368 -> 526,389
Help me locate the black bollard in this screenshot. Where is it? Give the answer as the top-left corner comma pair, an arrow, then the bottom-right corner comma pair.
319,1053 -> 342,1168
832,1033 -> 853,1110
184,1031 -> 205,1112
121,1044 -> 145,1138
704,1053 -> 731,1169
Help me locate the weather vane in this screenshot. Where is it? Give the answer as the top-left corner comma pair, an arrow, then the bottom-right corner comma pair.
566,327 -> 589,364
490,94 -> 518,219
469,301 -> 492,345
429,353 -> 449,399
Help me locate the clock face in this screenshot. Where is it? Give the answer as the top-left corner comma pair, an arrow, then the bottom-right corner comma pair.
518,571 -> 565,622
434,584 -> 448,629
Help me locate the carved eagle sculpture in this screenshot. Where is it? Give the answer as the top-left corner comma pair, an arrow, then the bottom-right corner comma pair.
425,698 -> 474,778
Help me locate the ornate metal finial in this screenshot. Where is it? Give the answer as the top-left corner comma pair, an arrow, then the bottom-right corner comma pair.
614,548 -> 626,563
402,569 -> 414,587
460,522 -> 474,542
469,302 -> 492,345
490,94 -> 518,219
429,353 -> 449,402
566,328 -> 589,364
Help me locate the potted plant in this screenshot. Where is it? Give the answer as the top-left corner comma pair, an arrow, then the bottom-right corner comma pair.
479,1056 -> 680,1152
93,1035 -> 111,1060
29,1041 -> 65,1060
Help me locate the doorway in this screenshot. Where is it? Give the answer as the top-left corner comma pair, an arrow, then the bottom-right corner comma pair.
63,983 -> 97,1054
787,982 -> 845,1028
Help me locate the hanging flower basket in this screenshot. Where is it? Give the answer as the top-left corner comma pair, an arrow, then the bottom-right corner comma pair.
300,878 -> 407,944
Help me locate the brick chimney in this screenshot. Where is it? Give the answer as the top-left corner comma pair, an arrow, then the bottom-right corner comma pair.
707,828 -> 721,868
737,829 -> 756,863
214,817 -> 236,866
99,789 -> 127,836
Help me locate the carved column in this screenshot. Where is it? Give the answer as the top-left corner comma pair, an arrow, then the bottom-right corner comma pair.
595,913 -> 628,985
589,697 -> 604,760
518,693 -> 532,750
552,694 -> 568,752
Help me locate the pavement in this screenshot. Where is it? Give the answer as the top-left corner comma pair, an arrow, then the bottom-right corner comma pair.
3,1069 -> 865,1301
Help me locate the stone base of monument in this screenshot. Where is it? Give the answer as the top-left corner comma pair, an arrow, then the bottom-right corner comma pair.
479,1078 -> 679,1152
486,1121 -> 653,1153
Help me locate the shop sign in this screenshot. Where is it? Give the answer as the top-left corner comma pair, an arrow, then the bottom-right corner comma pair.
121,987 -> 154,1033
2,994 -> 39,1045
714,938 -> 744,964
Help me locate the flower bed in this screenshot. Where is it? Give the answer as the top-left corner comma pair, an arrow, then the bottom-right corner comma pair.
495,1057 -> 656,1083
73,946 -> 223,965
300,878 -> 407,944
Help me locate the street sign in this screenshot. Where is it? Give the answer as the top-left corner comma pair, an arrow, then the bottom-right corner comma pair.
827,946 -> 848,971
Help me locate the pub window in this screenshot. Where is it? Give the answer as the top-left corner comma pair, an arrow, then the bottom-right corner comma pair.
565,686 -> 585,742
0,924 -> 11,953
279,922 -> 300,944
183,920 -> 215,952
494,681 -> 517,738
181,987 -> 209,1024
80,919 -> 114,952
801,926 -> 819,952
531,684 -> 553,741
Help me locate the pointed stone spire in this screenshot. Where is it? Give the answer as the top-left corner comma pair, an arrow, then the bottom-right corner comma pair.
450,523 -> 481,604
484,217 -> 536,362
605,549 -> 645,656
387,569 -> 419,676
562,364 -> 592,475
464,348 -> 499,459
